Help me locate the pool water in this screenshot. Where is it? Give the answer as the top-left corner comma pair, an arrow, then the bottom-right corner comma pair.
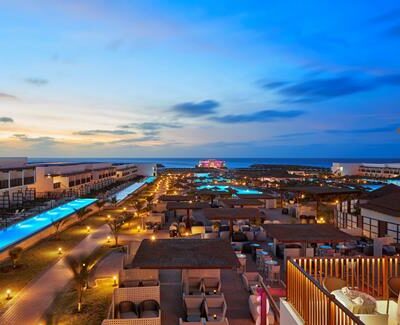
196,185 -> 262,195
0,198 -> 97,252
115,176 -> 156,202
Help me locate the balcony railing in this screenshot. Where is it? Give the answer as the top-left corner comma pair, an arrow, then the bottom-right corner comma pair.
287,259 -> 365,325
294,256 -> 400,299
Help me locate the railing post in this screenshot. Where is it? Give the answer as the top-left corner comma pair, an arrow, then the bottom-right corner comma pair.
328,294 -> 335,325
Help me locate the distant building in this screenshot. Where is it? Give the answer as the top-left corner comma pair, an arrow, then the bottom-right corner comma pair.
0,157 -> 35,209
0,157 -> 157,208
336,184 -> 400,242
197,159 -> 226,169
332,162 -> 400,178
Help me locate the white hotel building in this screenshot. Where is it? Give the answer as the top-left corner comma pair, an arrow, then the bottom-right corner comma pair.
332,162 -> 400,178
0,158 -> 156,209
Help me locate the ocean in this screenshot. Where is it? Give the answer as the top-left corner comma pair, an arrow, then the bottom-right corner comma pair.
27,158 -> 400,169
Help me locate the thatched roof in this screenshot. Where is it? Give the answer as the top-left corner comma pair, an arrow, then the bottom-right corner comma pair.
199,207 -> 261,220
159,195 -> 195,202
282,186 -> 360,196
131,239 -> 239,269
219,198 -> 264,207
263,224 -> 356,243
166,202 -> 210,210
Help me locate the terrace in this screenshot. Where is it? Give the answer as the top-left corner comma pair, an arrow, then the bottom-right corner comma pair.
284,256 -> 400,324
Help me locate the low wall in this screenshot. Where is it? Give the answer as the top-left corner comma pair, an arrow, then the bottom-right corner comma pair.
0,202 -> 100,263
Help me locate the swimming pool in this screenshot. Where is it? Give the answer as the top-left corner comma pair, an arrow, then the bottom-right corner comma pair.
0,198 -> 97,252
197,185 -> 262,195
115,176 -> 156,202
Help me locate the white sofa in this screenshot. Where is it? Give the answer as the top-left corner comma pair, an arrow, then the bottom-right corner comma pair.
248,294 -> 275,324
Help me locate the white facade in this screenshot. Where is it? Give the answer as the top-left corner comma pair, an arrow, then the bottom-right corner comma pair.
135,163 -> 157,177
0,157 -> 35,208
332,162 -> 400,178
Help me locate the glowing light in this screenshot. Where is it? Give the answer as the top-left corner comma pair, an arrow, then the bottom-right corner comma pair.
58,247 -> 62,255
113,275 -> 118,286
6,289 -> 12,300
107,236 -> 111,243
151,235 -> 156,241
86,226 -> 91,233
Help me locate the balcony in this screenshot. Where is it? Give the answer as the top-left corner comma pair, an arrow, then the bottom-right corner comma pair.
284,256 -> 400,324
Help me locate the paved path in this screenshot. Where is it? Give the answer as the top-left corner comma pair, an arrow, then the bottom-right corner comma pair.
0,224 -> 110,325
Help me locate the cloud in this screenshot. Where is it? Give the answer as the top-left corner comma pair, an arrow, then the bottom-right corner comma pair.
110,135 -> 160,144
385,24 -> 400,37
12,134 -> 58,145
25,78 -> 49,86
119,122 -> 182,131
0,117 -> 14,123
210,109 -> 305,123
274,131 -> 317,139
171,100 -> 220,117
326,125 -> 398,134
0,92 -> 17,100
271,73 -> 400,103
74,129 -> 136,136
260,81 -> 288,89
275,124 -> 398,139
106,39 -> 124,51
368,8 -> 400,24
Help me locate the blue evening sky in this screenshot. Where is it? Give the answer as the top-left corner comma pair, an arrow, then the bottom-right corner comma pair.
0,0 -> 399,158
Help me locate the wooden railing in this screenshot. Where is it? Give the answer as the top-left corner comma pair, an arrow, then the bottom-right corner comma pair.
287,259 -> 364,325
294,256 -> 400,299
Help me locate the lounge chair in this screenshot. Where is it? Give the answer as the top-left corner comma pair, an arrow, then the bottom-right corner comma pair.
138,299 -> 160,318
185,277 -> 203,295
242,272 -> 264,291
179,317 -> 205,325
322,276 -> 347,292
204,318 -> 229,324
204,295 -> 227,322
202,277 -> 221,294
118,300 -> 139,319
183,294 -> 204,321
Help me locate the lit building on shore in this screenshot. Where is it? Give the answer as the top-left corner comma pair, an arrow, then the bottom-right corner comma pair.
332,162 -> 400,178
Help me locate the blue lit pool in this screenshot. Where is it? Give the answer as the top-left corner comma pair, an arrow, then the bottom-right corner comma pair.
0,198 -> 97,252
197,185 -> 262,195
115,176 -> 156,202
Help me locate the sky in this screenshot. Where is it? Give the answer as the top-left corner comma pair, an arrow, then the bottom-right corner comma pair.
0,0 -> 400,158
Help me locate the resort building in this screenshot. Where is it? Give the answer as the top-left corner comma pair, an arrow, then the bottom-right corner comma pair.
0,157 -> 36,208
198,159 -> 226,169
336,184 -> 400,244
114,163 -> 139,181
33,162 -> 117,197
332,162 -> 400,178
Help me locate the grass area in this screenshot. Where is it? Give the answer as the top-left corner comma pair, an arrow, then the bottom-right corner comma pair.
0,212 -> 111,310
45,278 -> 114,325
44,245 -> 115,325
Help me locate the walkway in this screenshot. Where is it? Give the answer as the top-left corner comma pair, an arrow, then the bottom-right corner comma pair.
0,224 -> 110,325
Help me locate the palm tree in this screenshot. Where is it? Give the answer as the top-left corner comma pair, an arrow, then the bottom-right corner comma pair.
75,208 -> 91,225
9,246 -> 23,269
51,218 -> 66,240
65,255 -> 90,313
107,216 -> 124,246
95,200 -> 106,211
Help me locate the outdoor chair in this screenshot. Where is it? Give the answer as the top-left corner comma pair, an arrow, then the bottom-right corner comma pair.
202,277 -> 221,294
138,299 -> 160,318
183,294 -> 205,321
241,272 -> 264,291
185,277 -> 203,295
387,277 -> 400,313
205,295 -> 227,322
269,265 -> 281,282
204,318 -> 230,324
179,317 -> 206,325
118,300 -> 139,319
119,280 -> 141,288
322,276 -> 348,293
141,279 -> 159,287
